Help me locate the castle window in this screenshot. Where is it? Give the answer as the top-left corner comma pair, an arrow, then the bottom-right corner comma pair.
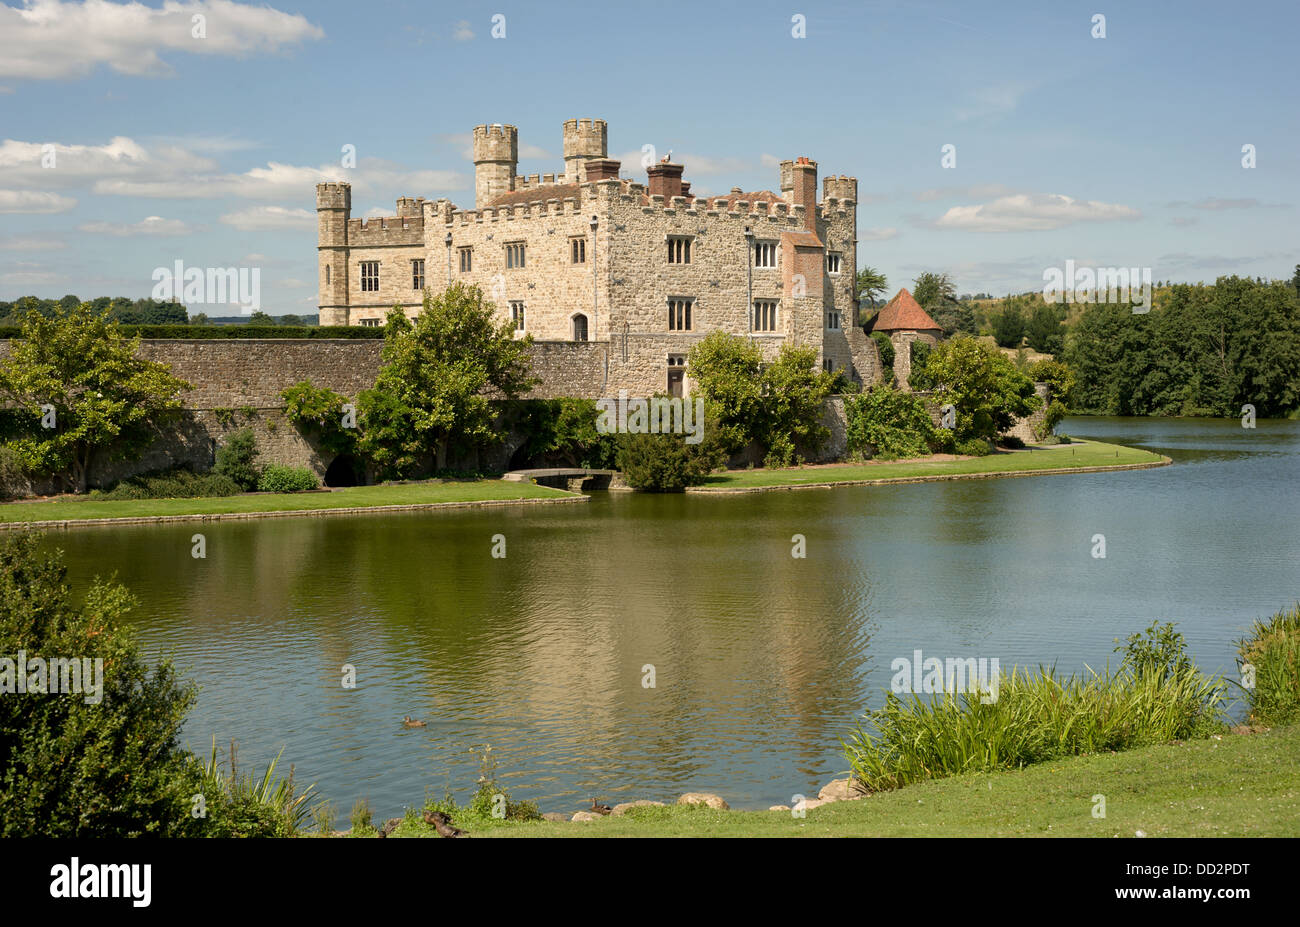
411,259 -> 425,290
753,300 -> 778,332
826,252 -> 842,274
667,236 -> 692,264
510,300 -> 525,332
458,247 -> 473,273
505,242 -> 526,269
668,298 -> 693,331
754,241 -> 777,268
571,237 -> 586,263
325,266 -> 330,286
823,357 -> 834,372
360,261 -> 379,292
572,313 -> 589,341
359,318 -> 382,327
826,311 -> 841,331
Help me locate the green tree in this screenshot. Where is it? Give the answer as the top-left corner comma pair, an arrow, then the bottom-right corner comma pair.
247,311 -> 274,325
0,533 -> 197,836
991,304 -> 1026,348
758,344 -> 836,466
0,305 -> 191,492
1025,302 -> 1065,353
923,335 -> 1041,440
686,331 -> 765,455
912,272 -> 957,308
357,286 -> 536,476
856,266 -> 888,323
844,384 -> 937,459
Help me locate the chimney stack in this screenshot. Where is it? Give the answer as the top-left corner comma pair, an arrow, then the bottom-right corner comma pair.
647,160 -> 685,199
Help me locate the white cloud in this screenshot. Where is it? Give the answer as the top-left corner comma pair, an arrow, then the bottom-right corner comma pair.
453,20 -> 474,41
219,205 -> 315,230
0,189 -> 76,213
78,215 -> 192,236
0,235 -> 65,250
859,227 -> 899,241
0,0 -> 325,80
934,194 -> 1140,232
0,261 -> 59,284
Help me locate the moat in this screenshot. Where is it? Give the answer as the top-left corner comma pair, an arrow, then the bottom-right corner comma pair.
40,417 -> 1300,815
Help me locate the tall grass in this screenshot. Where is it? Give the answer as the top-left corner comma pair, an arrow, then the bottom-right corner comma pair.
190,738 -> 320,837
844,622 -> 1227,792
1238,603 -> 1300,725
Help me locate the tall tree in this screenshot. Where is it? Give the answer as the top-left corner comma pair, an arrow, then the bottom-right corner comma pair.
856,267 -> 888,309
0,305 -> 191,492
923,335 -> 1041,440
357,285 -> 536,476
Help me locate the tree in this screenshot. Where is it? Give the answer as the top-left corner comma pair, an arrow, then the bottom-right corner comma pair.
856,266 -> 888,319
844,384 -> 937,459
912,272 -> 957,308
1025,302 -> 1065,353
991,304 -> 1026,348
190,312 -> 211,325
0,305 -> 191,492
247,311 -> 274,325
357,285 -> 536,476
685,331 -> 765,455
0,533 -> 197,836
758,344 -> 836,466
922,335 -> 1041,441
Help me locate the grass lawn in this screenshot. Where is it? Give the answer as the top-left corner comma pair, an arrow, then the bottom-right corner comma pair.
377,724 -> 1299,838
696,440 -> 1167,490
0,479 -> 576,525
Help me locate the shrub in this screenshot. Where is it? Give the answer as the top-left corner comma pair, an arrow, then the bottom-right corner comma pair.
0,445 -> 27,499
281,381 -> 357,456
1237,604 -> 1300,726
466,746 -> 543,823
870,332 -> 895,372
179,739 -> 318,838
91,466 -> 241,500
909,341 -> 933,390
215,428 -> 260,490
616,432 -> 719,492
256,465 -> 319,493
350,799 -> 374,835
955,438 -> 993,457
0,533 -> 197,836
844,621 -> 1226,792
510,398 -> 617,469
844,385 -> 935,459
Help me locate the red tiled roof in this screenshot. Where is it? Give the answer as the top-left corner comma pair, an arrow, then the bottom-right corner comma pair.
781,229 -> 823,248
869,288 -> 942,332
485,183 -> 583,208
704,190 -> 783,209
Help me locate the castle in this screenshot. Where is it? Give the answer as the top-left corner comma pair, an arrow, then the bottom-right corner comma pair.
317,118 -> 882,397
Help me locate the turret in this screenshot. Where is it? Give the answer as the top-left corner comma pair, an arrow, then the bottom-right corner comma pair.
563,118 -> 607,184
316,182 -> 351,324
473,124 -> 518,208
823,175 -> 857,204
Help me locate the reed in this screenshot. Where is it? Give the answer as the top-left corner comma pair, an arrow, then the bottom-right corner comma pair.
1238,603 -> 1300,725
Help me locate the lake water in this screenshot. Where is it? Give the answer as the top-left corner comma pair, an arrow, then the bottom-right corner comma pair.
41,417 -> 1300,816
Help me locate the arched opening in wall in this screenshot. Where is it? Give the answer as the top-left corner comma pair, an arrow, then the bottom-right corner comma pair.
572,313 -> 588,342
324,454 -> 361,487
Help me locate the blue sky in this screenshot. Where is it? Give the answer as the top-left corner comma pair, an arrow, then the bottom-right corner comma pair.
1,0 -> 1296,313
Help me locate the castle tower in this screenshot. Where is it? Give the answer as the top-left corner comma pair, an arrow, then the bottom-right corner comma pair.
823,175 -> 857,204
473,124 -> 518,208
316,181 -> 351,325
789,157 -> 818,232
562,118 -> 607,184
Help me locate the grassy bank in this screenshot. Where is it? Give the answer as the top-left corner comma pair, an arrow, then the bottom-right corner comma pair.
0,478 -> 577,525
369,724 -> 1300,837
695,440 -> 1166,490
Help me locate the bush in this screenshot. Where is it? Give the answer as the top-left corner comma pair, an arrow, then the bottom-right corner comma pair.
909,341 -> 933,391
0,533 -> 197,836
256,465 -> 319,493
215,428 -> 260,490
871,332 -> 895,373
91,466 -> 241,500
955,438 -> 993,457
178,739 -> 318,838
0,445 -> 27,499
844,385 -> 936,459
844,621 -> 1226,793
616,432 -> 720,492
999,435 -> 1026,449
466,746 -> 543,823
1237,604 -> 1300,726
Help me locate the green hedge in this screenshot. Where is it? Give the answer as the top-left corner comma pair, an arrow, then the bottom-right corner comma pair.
0,325 -> 384,340
257,465 -> 320,493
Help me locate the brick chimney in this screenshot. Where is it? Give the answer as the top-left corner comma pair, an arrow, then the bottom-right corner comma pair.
790,156 -> 818,231
584,158 -> 621,182
647,160 -> 684,199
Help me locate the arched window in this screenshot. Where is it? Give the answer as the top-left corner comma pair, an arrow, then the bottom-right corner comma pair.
572,313 -> 589,342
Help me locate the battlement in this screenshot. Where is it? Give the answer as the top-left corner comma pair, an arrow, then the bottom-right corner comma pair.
316,181 -> 351,211
823,174 -> 857,203
562,118 -> 608,158
347,214 -> 425,245
472,124 -> 518,163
